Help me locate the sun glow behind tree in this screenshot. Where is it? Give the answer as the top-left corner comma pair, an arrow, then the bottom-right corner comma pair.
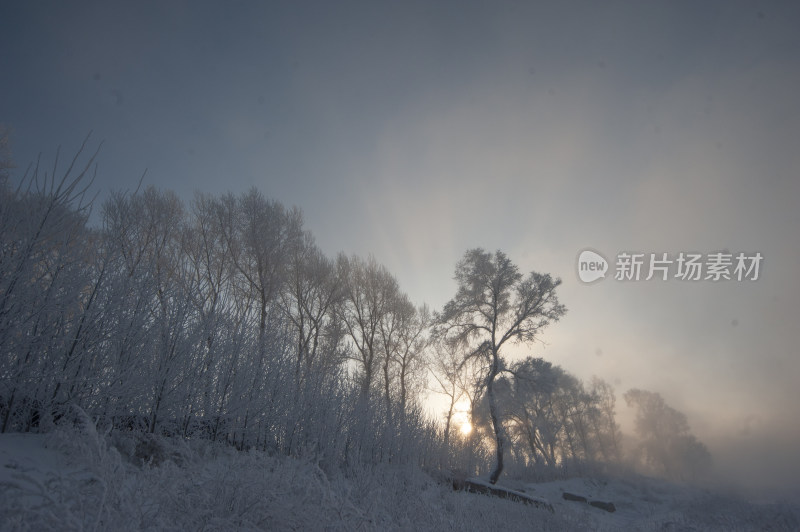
453,399 -> 472,435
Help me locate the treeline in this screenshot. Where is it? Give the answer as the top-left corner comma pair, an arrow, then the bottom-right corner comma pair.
0,142 -> 437,471
480,359 -> 622,470
430,343 -> 624,479
0,138 -> 710,482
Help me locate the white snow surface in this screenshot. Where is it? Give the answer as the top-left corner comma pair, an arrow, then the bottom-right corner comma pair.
1,428 -> 798,531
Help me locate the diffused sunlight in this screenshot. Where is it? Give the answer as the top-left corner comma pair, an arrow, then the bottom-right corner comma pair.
453,399 -> 472,436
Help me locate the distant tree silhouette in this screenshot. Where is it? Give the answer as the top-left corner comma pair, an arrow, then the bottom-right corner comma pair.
624,388 -> 712,481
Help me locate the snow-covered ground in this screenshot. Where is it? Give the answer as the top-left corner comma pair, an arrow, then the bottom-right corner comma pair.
1,428 -> 798,531
503,474 -> 799,530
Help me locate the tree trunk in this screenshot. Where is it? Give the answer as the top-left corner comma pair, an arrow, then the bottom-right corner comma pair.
383,356 -> 392,424
487,350 -> 505,484
443,391 -> 455,451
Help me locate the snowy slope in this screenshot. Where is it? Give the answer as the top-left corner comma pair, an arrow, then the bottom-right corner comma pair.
2,429 -> 798,531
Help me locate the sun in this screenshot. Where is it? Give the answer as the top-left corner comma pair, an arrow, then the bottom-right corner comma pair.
453,399 -> 472,435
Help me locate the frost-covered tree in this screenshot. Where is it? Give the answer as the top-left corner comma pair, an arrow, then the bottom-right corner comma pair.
501,357 -> 565,467
589,377 -> 622,463
0,137 -> 446,471
230,189 -> 303,334
336,254 -> 398,400
436,249 -> 566,484
470,357 -> 622,474
624,388 -> 712,481
101,187 -> 196,433
0,136 -> 98,432
428,339 -> 465,450
279,233 -> 343,382
394,303 -> 430,418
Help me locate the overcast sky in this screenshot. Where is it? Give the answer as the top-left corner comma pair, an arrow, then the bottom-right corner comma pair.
2,1 -> 799,499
